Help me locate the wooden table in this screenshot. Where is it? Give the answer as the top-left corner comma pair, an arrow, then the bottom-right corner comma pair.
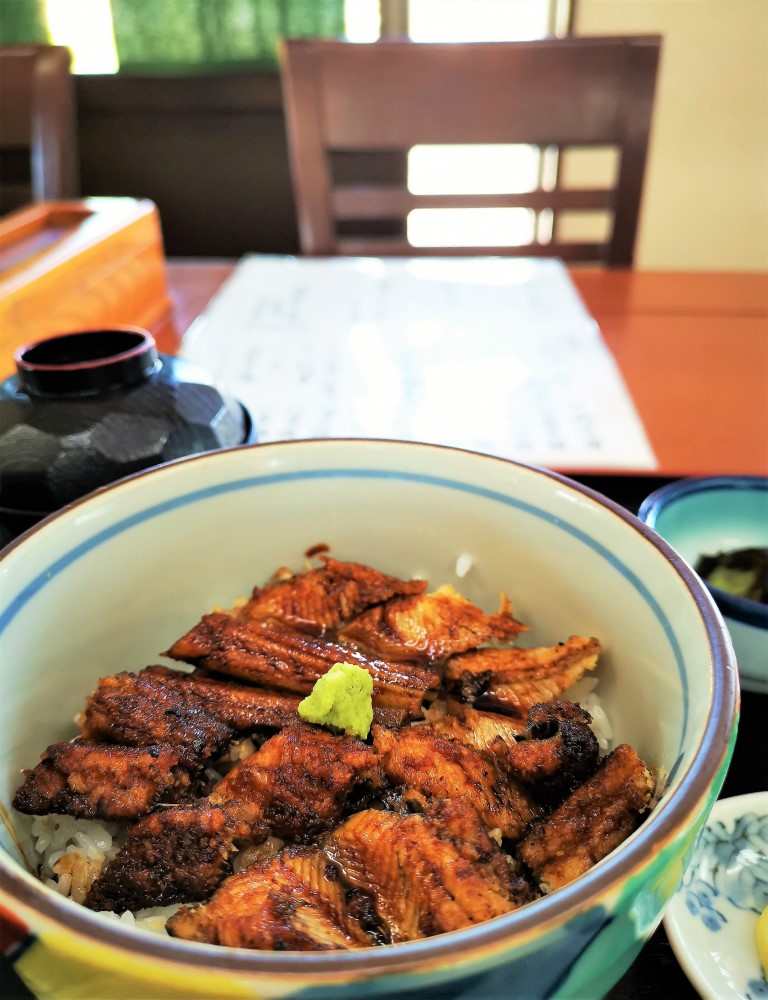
158,261 -> 768,483
1,266 -> 763,1000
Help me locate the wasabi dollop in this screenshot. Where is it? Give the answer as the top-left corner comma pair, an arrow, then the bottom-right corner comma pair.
298,662 -> 374,739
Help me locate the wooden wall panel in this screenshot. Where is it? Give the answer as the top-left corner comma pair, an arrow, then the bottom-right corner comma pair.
74,72 -> 301,257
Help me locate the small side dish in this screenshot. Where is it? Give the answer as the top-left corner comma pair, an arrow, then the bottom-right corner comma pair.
637,475 -> 768,694
664,791 -> 768,1000
14,553 -> 656,951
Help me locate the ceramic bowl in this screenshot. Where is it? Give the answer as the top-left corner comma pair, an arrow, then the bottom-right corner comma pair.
638,477 -> 768,694
0,440 -> 738,1000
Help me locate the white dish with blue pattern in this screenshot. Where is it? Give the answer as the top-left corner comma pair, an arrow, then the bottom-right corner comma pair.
665,791 -> 768,1000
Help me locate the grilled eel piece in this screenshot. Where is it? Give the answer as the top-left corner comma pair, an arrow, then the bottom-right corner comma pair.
207,722 -> 380,841
517,742 -> 655,893
324,799 -> 534,942
443,635 -> 600,718
165,613 -> 438,723
148,665 -> 302,729
434,700 -> 600,808
167,846 -> 382,950
85,803 -> 253,912
506,701 -> 601,803
372,724 -> 540,841
79,671 -> 234,770
339,584 -> 527,663
85,723 -> 380,912
431,701 -> 526,746
240,556 -> 427,631
79,666 -> 301,766
16,669 -> 304,824
13,741 -> 193,821
169,799 -> 530,949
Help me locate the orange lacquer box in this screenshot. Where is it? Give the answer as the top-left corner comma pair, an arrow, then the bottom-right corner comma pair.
0,197 -> 172,377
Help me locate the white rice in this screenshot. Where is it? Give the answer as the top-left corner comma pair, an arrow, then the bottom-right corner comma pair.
454,553 -> 474,578
31,813 -> 121,880
97,904 -> 180,933
567,676 -> 614,753
29,814 -> 174,933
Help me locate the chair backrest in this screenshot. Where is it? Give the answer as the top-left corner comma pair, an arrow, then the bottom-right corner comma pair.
280,37 -> 661,265
0,44 -> 79,216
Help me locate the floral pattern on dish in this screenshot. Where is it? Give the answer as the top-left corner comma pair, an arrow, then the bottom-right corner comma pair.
665,792 -> 768,1000
683,810 -> 768,931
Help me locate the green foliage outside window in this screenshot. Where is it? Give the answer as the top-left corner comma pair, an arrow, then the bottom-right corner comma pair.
0,0 -> 344,72
111,0 -> 344,73
0,0 -> 49,44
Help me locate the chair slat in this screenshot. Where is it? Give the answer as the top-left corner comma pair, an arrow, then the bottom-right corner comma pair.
333,187 -> 615,217
334,238 -> 607,261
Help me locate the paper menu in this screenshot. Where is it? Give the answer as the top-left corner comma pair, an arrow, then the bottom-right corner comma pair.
180,255 -> 658,471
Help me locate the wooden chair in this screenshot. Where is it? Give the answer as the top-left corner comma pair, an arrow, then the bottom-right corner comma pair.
279,37 -> 661,265
0,45 -> 79,216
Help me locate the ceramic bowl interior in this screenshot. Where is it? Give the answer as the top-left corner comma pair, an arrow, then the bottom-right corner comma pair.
638,476 -> 768,694
0,441 -> 738,999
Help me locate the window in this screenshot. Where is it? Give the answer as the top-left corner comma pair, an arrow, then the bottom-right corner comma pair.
408,0 -> 552,43
45,0 -> 118,74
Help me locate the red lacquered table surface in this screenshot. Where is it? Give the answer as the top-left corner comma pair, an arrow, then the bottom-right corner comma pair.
158,261 -> 768,480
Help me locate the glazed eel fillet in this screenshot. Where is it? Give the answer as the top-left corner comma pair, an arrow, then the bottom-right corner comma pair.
84,722 -> 380,912
239,555 -> 428,631
338,584 -> 527,663
13,741 -> 195,821
165,845 -> 382,950
13,666 -> 304,820
78,668 -> 285,770
432,700 -> 602,808
165,612 -> 439,723
168,799 -> 533,948
443,635 -> 600,719
80,665 -> 303,744
372,724 -> 541,840
517,742 -> 655,892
